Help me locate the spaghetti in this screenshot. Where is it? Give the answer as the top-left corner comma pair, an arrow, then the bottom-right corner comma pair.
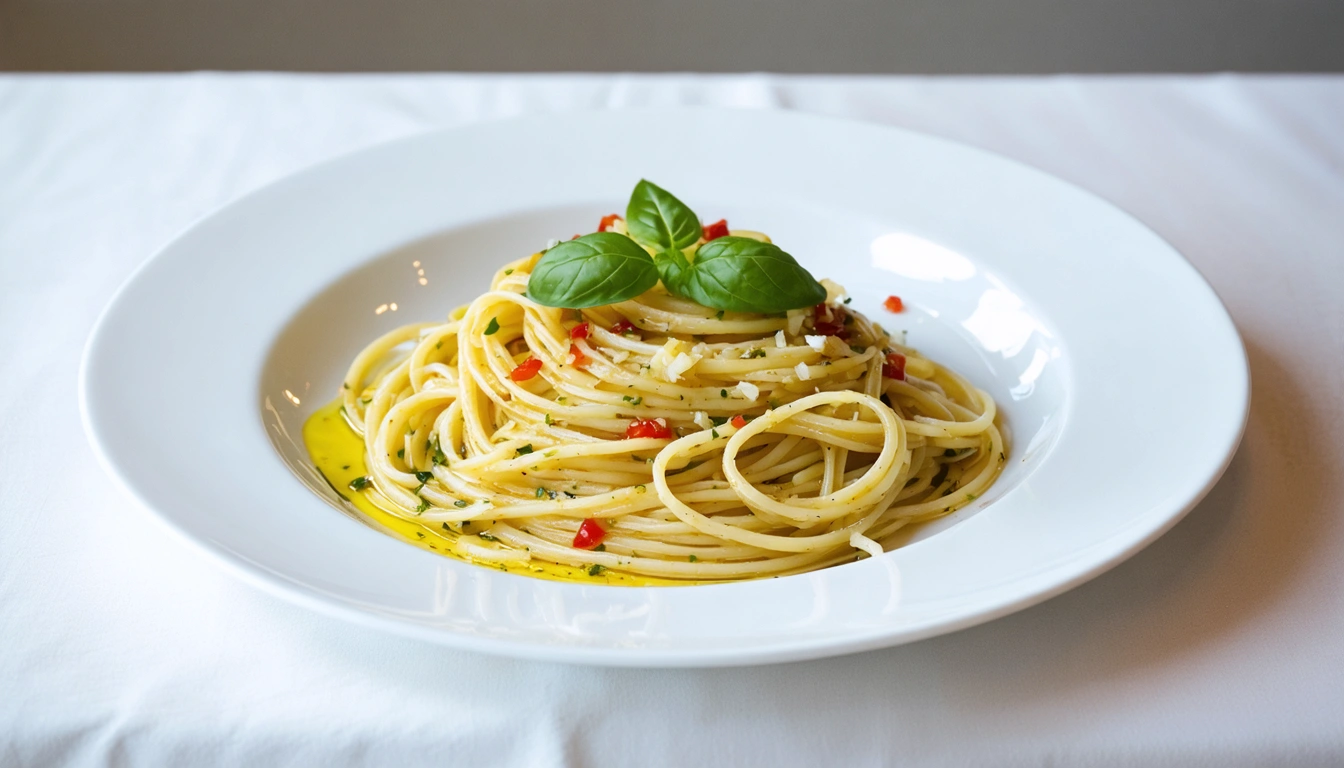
324,221 -> 1004,583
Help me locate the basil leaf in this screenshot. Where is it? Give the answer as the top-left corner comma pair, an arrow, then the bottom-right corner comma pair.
653,248 -> 691,293
626,180 -> 701,250
675,237 -> 826,313
525,233 -> 659,308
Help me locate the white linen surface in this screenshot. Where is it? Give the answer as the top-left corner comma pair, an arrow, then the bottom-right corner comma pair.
2,73 -> 1342,767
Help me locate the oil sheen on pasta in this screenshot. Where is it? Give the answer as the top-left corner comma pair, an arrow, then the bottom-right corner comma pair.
304,400 -> 685,585
308,217 -> 1005,586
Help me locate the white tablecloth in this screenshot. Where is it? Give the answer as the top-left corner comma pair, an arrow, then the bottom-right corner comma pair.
3,73 -> 1343,766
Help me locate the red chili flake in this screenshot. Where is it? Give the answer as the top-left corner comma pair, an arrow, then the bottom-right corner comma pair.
625,418 -> 672,439
599,214 -> 623,232
569,343 -> 589,368
883,353 -> 907,381
573,518 -> 606,549
703,219 -> 729,241
510,357 -> 543,382
609,319 -> 640,337
570,322 -> 590,340
883,295 -> 904,313
812,302 -> 851,338
571,234 -> 581,240
730,414 -> 747,429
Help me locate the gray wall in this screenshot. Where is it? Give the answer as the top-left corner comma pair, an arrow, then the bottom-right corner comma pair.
3,0 -> 1342,72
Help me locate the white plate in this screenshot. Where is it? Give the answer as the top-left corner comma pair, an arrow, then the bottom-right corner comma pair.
80,108 -> 1248,667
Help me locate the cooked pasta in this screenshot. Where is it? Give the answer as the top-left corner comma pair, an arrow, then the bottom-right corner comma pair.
319,217 -> 1005,584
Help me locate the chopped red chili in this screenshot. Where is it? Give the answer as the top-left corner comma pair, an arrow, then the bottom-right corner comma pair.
573,519 -> 606,549
883,295 -> 904,313
609,319 -> 639,337
569,343 -> 589,368
625,418 -> 672,439
570,322 -> 590,340
730,414 -> 747,429
703,219 -> 730,241
883,353 -> 907,381
571,234 -> 581,240
598,214 -> 623,232
812,302 -> 851,338
510,357 -> 543,382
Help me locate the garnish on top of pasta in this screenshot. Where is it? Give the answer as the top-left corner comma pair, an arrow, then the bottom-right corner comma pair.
305,180 -> 1004,584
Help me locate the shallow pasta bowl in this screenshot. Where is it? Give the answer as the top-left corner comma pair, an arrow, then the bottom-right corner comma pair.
79,108 -> 1248,666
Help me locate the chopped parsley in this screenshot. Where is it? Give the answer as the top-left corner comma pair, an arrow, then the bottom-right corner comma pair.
688,554 -> 698,563
477,532 -> 497,542
622,395 -> 643,405
397,448 -> 405,459
484,317 -> 501,335
594,543 -> 606,552
544,413 -> 554,425
454,499 -> 468,508
414,497 -> 430,513
415,471 -> 433,483
587,564 -> 606,576
720,389 -> 728,398
715,310 -> 725,320
348,476 -> 371,491
503,268 -> 514,275
515,444 -> 534,456
535,487 -> 547,499
843,297 -> 852,304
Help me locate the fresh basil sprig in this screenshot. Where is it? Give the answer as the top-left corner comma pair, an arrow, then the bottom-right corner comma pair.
524,232 -> 660,308
657,237 -> 827,313
625,180 -> 702,250
524,182 -> 827,313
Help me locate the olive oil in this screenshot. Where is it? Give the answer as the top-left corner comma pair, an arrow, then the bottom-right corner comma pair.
303,399 -> 687,586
